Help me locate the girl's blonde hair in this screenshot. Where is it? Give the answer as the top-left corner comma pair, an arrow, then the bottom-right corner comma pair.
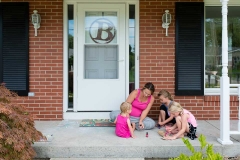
169,102 -> 183,113
157,89 -> 174,101
120,102 -> 132,113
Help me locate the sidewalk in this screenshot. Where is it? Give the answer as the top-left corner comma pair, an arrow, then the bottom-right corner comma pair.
33,120 -> 240,159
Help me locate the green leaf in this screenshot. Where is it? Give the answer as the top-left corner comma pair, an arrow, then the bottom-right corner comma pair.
182,138 -> 195,154
173,134 -> 223,160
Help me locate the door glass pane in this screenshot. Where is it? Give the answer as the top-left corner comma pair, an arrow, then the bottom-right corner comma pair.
68,5 -> 74,108
205,6 -> 240,88
85,11 -> 117,44
84,11 -> 119,79
85,45 -> 118,79
129,5 -> 135,93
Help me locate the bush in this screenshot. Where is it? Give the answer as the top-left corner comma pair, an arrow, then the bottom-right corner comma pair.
170,134 -> 223,160
0,83 -> 44,160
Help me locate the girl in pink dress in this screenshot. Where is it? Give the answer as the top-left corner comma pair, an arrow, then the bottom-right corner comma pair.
114,102 -> 135,138
160,102 -> 197,140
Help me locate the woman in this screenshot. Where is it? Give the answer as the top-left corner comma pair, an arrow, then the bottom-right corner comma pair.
110,82 -> 156,130
161,102 -> 197,140
157,90 -> 176,127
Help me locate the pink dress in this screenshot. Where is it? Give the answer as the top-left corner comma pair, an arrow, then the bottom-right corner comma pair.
130,89 -> 151,117
184,109 -> 197,127
115,115 -> 131,138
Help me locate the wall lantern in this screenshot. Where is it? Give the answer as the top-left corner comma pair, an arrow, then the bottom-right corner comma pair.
162,10 -> 171,36
31,10 -> 41,36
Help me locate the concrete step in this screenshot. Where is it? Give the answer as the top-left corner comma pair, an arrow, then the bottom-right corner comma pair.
50,158 -> 144,160
34,120 -> 240,159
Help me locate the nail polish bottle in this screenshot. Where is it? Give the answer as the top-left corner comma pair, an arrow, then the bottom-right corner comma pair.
146,132 -> 148,137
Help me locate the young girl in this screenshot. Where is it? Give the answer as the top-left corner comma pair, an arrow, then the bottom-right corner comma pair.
160,102 -> 197,140
157,90 -> 176,128
114,102 -> 135,138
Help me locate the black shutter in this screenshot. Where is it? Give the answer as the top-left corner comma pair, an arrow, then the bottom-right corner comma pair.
0,2 -> 29,96
175,2 -> 204,96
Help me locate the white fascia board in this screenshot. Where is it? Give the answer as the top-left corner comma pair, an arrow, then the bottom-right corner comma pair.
205,0 -> 240,6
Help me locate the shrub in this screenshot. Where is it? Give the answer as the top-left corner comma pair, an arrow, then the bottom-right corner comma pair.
170,134 -> 223,160
0,83 -> 44,160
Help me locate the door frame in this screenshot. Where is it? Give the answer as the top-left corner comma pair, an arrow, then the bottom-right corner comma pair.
63,0 -> 139,119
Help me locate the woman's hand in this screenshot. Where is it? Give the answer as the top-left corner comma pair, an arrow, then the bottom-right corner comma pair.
139,122 -> 144,129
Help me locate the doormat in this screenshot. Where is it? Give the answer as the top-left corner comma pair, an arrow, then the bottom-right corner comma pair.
79,119 -> 115,127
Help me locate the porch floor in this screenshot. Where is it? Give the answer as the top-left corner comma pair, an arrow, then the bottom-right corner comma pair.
33,120 -> 240,159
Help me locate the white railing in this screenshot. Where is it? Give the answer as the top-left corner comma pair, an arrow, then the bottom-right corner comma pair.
229,84 -> 240,135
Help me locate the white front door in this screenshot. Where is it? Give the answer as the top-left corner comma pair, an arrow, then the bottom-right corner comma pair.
76,3 -> 126,112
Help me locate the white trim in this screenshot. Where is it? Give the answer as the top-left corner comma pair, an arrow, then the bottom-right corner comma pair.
73,3 -> 78,112
63,0 -> 140,118
125,4 -> 130,97
205,88 -> 240,95
63,1 -> 69,112
135,1 -> 140,90
204,0 -> 240,5
65,0 -> 138,2
125,1 -> 140,93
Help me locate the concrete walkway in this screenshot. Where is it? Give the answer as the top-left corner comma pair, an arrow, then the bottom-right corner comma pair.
33,120 -> 240,159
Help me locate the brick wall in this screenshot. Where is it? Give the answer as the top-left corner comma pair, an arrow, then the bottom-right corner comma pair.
2,0 -> 64,120
139,0 -> 239,120
1,0 -> 238,120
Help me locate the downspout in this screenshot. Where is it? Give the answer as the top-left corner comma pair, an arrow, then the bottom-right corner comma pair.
217,0 -> 233,145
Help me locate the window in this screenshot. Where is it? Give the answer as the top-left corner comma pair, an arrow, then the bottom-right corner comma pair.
175,2 -> 240,95
68,5 -> 74,109
205,6 -> 240,89
129,5 -> 135,93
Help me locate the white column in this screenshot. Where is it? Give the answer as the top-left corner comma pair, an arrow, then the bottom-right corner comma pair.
217,0 -> 233,145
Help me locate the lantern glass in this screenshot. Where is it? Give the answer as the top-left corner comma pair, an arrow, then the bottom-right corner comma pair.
162,12 -> 171,24
37,15 -> 41,23
32,15 -> 38,24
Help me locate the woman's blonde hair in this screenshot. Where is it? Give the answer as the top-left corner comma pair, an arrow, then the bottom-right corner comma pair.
157,89 -> 174,101
169,102 -> 183,113
120,102 -> 132,113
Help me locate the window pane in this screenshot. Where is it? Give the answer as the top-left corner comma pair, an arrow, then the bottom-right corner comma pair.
205,6 -> 240,88
129,5 -> 135,93
68,5 -> 74,108
85,12 -> 117,44
84,45 -> 118,79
